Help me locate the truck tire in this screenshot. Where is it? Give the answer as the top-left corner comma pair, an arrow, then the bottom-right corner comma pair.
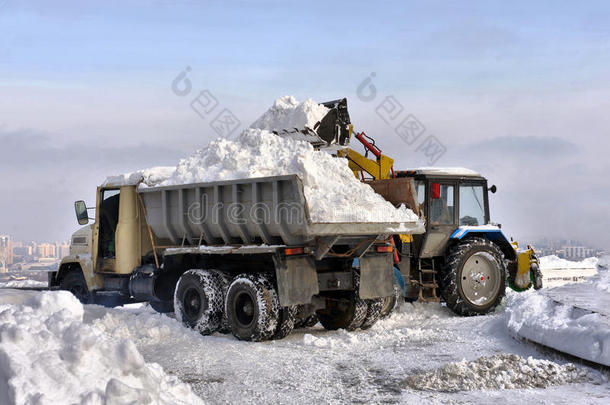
211,270 -> 232,333
380,282 -> 401,319
317,271 -> 367,331
174,269 -> 224,335
149,300 -> 174,313
361,298 -> 383,330
441,237 -> 507,316
60,270 -> 92,304
273,306 -> 297,340
225,274 -> 279,341
317,295 -> 367,331
303,314 -> 318,327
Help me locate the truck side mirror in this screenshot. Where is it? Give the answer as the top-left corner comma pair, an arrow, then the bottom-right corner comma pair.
75,200 -> 89,225
489,185 -> 497,194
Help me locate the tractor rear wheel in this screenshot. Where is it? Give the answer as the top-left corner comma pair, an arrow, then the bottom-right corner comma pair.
174,269 -> 225,335
441,237 -> 506,316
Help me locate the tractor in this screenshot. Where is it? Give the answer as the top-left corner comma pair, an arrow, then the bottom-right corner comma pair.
293,98 -> 543,316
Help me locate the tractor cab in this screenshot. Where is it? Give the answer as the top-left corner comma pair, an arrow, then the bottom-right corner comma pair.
395,168 -> 493,259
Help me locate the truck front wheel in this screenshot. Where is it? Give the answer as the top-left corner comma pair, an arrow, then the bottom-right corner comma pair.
441,237 -> 506,316
60,270 -> 92,304
174,270 -> 224,335
225,274 -> 279,341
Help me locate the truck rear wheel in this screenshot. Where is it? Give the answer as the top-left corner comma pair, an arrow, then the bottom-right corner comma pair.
212,270 -> 232,334
174,269 -> 224,335
273,305 -> 297,340
60,270 -> 92,304
441,237 -> 506,316
317,296 -> 367,331
225,274 -> 279,341
380,282 -> 401,319
361,298 -> 383,330
317,271 -> 367,331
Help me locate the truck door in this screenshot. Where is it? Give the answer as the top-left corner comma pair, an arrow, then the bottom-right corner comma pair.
97,189 -> 120,272
419,180 -> 457,258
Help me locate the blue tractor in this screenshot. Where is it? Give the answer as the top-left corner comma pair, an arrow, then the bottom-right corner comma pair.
367,168 -> 543,316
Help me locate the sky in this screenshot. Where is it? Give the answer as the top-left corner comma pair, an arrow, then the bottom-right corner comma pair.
0,0 -> 609,249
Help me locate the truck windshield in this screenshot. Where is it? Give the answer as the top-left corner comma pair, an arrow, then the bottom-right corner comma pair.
459,184 -> 485,226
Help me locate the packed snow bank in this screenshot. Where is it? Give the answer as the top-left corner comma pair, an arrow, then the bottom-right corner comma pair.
0,290 -> 203,405
539,255 -> 599,270
505,265 -> 610,366
250,95 -> 329,133
404,354 -> 592,392
0,279 -> 48,288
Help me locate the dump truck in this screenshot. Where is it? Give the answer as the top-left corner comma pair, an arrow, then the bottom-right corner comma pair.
51,175 -> 422,341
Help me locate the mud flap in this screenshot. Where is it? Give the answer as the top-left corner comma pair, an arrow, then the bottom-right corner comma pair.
359,254 -> 394,299
274,255 -> 319,307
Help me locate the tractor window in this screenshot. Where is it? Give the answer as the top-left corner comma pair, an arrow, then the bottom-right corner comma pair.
429,184 -> 454,225
459,184 -> 485,226
415,181 -> 425,216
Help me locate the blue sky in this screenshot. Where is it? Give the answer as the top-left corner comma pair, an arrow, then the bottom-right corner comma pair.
1,0 -> 609,248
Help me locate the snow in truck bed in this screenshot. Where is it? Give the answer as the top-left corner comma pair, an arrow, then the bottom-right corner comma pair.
104,97 -> 423,228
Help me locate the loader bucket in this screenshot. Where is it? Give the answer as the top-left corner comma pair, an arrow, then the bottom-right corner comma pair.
316,98 -> 352,146
270,98 -> 352,148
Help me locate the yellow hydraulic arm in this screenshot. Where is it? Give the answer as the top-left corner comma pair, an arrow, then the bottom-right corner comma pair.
336,130 -> 395,180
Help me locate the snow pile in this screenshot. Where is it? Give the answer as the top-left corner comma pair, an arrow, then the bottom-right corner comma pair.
592,256 -> 610,292
539,255 -> 599,270
0,279 -> 48,288
0,290 -> 203,405
249,96 -> 329,133
409,167 -> 481,176
404,354 -> 591,392
505,289 -> 610,366
158,128 -> 420,224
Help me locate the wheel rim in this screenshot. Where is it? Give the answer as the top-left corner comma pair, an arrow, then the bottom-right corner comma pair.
460,252 -> 501,307
234,291 -> 255,328
183,287 -> 205,320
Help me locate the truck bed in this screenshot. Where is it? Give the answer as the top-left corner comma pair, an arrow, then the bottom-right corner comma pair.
139,175 -> 422,246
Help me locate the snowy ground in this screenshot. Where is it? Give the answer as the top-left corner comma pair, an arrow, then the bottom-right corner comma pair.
2,289 -> 607,404
1,258 -> 609,404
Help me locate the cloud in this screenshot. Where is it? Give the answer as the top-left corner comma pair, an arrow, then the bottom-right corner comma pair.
0,128 -> 185,172
467,135 -> 577,157
0,127 -> 187,241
